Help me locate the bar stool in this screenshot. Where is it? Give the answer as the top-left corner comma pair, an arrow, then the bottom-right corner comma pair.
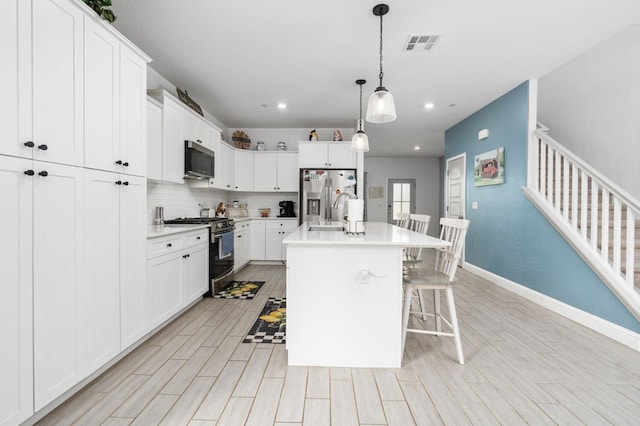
402,217 -> 470,364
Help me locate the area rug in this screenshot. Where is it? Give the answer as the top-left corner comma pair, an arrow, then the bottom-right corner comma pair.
213,280 -> 265,299
243,297 -> 286,344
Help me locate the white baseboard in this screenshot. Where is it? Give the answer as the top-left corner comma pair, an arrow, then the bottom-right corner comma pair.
463,262 -> 640,352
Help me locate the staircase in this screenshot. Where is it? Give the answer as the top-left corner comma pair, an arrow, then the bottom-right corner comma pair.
523,127 -> 640,321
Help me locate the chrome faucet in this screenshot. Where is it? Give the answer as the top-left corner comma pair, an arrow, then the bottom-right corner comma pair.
332,192 -> 354,208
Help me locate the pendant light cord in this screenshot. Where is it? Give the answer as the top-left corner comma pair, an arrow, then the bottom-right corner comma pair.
378,13 -> 384,87
358,83 -> 363,130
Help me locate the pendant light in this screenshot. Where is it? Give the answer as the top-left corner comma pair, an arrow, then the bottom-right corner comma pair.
366,3 -> 396,124
351,79 -> 369,152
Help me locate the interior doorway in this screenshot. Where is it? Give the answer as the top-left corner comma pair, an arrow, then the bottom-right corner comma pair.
445,154 -> 466,219
387,178 -> 416,224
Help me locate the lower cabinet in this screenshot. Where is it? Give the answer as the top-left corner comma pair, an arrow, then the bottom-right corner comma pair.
234,220 -> 250,271
250,220 -> 266,260
147,229 -> 209,329
265,220 -> 298,261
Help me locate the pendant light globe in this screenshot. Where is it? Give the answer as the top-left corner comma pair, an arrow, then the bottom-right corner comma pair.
352,80 -> 370,152
366,4 -> 396,124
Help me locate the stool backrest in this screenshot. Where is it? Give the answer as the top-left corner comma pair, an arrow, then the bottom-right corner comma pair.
406,214 -> 431,260
396,212 -> 410,229
435,217 -> 470,281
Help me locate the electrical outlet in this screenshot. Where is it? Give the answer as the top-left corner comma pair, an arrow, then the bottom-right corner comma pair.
357,269 -> 369,284
472,202 -> 478,210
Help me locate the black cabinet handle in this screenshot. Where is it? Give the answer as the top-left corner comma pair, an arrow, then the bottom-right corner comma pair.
123,162 -> 129,167
123,181 -> 129,186
183,254 -> 190,258
38,144 -> 48,150
238,235 -> 242,238
167,243 -> 172,247
24,170 -> 35,176
38,171 -> 48,177
196,139 -> 202,144
115,160 -> 122,165
196,236 -> 201,240
24,141 -> 35,148
115,180 -> 122,185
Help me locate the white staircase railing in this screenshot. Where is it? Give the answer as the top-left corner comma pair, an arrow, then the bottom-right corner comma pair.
523,128 -> 640,321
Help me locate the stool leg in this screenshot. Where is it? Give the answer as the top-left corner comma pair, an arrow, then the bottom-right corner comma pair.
434,289 -> 442,333
418,289 -> 428,321
402,284 -> 413,356
446,286 -> 464,364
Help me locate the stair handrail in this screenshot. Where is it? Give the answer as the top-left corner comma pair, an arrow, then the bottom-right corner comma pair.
533,130 -> 640,215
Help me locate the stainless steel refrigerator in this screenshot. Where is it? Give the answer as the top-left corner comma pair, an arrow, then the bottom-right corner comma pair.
299,169 -> 357,225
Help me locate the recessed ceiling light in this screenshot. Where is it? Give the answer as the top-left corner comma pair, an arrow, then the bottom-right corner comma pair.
414,146 -> 421,150
424,102 -> 435,109
277,103 -> 287,109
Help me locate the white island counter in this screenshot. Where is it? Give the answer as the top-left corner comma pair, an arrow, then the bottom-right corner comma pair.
283,221 -> 450,368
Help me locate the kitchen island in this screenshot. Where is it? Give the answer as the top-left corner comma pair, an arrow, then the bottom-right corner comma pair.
283,221 -> 450,368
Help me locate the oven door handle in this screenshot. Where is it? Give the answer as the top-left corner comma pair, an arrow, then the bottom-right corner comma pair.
215,268 -> 234,283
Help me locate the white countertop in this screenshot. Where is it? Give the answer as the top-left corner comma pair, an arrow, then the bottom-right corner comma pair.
147,224 -> 210,239
283,221 -> 451,248
234,216 -> 298,221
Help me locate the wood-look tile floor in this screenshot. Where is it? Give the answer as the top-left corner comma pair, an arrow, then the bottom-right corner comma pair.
38,256 -> 640,425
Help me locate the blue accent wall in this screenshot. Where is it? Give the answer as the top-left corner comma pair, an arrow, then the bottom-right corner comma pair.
445,81 -> 640,332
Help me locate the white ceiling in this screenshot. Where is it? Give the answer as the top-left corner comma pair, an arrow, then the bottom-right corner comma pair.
111,0 -> 640,157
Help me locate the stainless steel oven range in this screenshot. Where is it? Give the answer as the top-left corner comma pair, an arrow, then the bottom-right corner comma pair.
163,217 -> 235,296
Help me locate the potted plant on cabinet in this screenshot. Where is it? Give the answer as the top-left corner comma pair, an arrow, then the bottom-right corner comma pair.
83,0 -> 117,23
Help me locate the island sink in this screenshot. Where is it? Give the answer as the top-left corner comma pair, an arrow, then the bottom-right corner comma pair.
307,225 -> 344,232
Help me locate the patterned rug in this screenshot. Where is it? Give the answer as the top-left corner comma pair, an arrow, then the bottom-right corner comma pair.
213,280 -> 265,299
243,297 -> 286,344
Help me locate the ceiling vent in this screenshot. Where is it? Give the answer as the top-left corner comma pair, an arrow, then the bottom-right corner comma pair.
403,34 -> 441,52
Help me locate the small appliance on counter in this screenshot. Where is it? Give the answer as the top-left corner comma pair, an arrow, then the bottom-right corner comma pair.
153,207 -> 164,225
278,201 -> 296,217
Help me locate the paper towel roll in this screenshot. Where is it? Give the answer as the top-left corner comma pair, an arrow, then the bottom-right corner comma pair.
346,199 -> 364,233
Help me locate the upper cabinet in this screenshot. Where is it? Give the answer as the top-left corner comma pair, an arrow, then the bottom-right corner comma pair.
298,141 -> 356,169
234,150 -> 254,191
84,20 -> 148,176
147,89 -> 222,184
1,0 -> 150,171
253,152 -> 298,192
146,98 -> 163,181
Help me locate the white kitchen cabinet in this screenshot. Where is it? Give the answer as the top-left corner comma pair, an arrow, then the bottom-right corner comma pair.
85,169 -> 148,362
234,150 -> 254,191
146,98 -> 163,180
32,161 -> 86,411
0,156 -> 34,426
221,142 -> 235,190
298,141 -> 356,169
147,229 -> 209,328
234,221 -> 250,270
253,152 -> 299,192
160,95 -> 185,184
250,219 -> 266,260
265,220 -> 299,261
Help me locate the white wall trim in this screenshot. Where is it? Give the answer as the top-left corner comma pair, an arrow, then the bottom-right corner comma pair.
462,261 -> 640,352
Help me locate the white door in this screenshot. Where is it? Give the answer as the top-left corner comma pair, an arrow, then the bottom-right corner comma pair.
84,169 -> 121,373
33,161 -> 85,410
0,156 -> 34,425
118,44 -> 147,177
120,175 -> 148,348
84,19 -> 119,173
32,0 -> 84,167
387,178 -> 416,224
446,155 -> 465,219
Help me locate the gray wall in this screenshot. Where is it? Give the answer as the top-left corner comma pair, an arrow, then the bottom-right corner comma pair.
538,25 -> 640,200
364,157 -> 441,237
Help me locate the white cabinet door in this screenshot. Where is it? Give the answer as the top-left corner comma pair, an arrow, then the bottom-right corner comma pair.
0,156 -> 33,426
119,175 -> 148,349
194,118 -> 210,149
182,244 -> 208,303
148,253 -> 182,329
234,222 -> 250,270
32,0 -> 84,167
327,143 -> 356,169
234,150 -> 253,191
277,152 -> 299,192
265,227 -> 283,261
84,169 -> 121,374
146,99 -> 163,181
299,143 -> 329,168
84,19 -> 119,173
250,220 -> 266,260
0,0 -> 28,159
33,161 -> 85,410
161,96 -> 185,184
253,154 -> 278,191
119,44 -> 147,177
207,126 -> 222,188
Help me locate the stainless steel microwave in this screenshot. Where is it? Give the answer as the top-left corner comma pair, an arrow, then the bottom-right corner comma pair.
184,140 -> 215,179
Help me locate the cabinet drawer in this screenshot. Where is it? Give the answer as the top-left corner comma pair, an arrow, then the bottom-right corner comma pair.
148,236 -> 182,258
182,229 -> 209,248
266,221 -> 298,232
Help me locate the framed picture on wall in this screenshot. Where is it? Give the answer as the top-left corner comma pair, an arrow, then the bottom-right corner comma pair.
474,147 -> 504,186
